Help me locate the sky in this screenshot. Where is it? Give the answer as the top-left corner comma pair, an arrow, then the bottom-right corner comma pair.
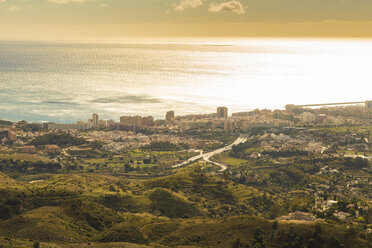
1,0 -> 372,39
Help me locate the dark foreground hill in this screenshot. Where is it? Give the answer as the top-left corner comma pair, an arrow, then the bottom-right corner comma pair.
0,172 -> 371,247
0,210 -> 370,248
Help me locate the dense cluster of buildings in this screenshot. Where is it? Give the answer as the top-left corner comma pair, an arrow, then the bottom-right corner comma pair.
45,107 -> 232,132
1,99 -> 372,162
47,113 -> 155,131
4,100 -> 371,134
119,115 -> 154,127
48,113 -> 115,130
81,130 -> 210,152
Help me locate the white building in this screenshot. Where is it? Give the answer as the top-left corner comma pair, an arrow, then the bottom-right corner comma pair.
92,113 -> 99,129
48,122 -> 93,130
300,112 -> 316,123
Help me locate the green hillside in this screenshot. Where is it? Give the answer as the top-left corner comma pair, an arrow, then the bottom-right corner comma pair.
0,170 -> 370,247
1,125 -> 372,247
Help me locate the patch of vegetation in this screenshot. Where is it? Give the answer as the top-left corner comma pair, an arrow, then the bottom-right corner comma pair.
142,142 -> 187,151
262,150 -> 310,158
343,157 -> 370,169
0,131 -> 9,140
67,148 -> 102,158
229,140 -> 260,159
0,120 -> 13,126
148,188 -> 201,218
0,158 -> 61,174
29,133 -> 85,147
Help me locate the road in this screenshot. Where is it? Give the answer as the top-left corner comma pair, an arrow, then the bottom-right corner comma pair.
172,134 -> 249,172
344,154 -> 372,160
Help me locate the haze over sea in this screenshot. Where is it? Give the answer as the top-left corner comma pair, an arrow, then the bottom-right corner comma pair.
0,39 -> 371,123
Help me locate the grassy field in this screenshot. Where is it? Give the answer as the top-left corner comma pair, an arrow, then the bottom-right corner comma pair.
318,126 -> 372,136
0,153 -> 50,163
212,153 -> 247,167
83,158 -> 106,164
0,167 -> 371,247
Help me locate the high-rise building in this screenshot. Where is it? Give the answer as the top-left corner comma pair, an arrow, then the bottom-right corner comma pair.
8,130 -> 17,141
315,114 -> 327,123
120,116 -> 131,125
92,113 -> 99,129
142,116 -> 154,126
42,122 -> 54,129
166,111 -> 175,122
134,116 -> 143,126
300,112 -> 316,123
99,120 -> 107,128
107,119 -> 115,127
366,100 -> 372,109
217,107 -> 228,118
120,115 -> 154,127
285,104 -> 295,112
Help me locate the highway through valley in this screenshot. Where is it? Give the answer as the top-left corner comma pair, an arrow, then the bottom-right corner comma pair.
173,134 -> 249,172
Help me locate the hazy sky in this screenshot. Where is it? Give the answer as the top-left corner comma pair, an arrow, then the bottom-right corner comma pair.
1,0 -> 372,39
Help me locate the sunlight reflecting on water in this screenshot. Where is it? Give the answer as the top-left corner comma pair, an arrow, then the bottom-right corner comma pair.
0,39 -> 371,122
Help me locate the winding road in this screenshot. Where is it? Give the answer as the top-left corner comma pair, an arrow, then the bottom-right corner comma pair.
173,134 -> 249,172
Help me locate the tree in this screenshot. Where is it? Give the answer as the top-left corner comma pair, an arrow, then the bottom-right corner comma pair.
232,238 -> 242,248
33,240 -> 40,248
272,220 -> 278,231
192,165 -> 207,189
223,170 -> 230,182
251,228 -> 266,248
143,157 -> 152,164
124,163 -> 132,173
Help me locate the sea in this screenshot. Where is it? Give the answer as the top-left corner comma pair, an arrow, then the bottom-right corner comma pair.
0,39 -> 371,123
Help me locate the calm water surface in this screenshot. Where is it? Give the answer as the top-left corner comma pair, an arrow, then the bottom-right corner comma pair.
0,39 -> 371,123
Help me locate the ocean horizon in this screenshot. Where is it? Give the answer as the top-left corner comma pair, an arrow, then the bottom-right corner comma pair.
1,38 -> 371,123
